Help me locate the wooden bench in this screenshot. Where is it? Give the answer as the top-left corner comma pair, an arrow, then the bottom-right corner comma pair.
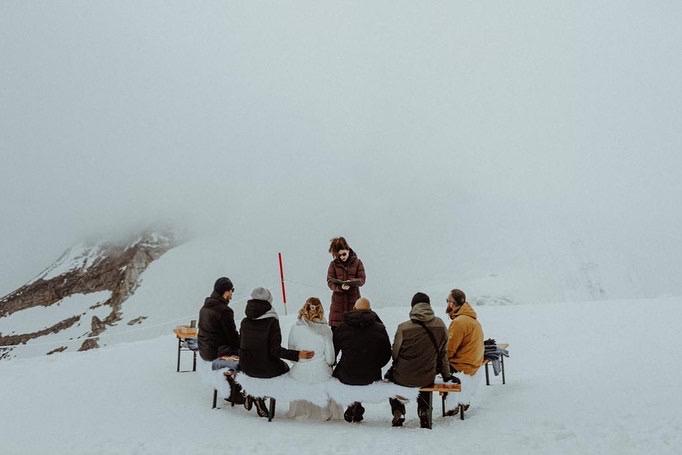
483,342 -> 509,386
173,325 -> 198,373
419,383 -> 464,427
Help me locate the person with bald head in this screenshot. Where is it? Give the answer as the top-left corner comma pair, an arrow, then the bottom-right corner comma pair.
332,297 -> 391,423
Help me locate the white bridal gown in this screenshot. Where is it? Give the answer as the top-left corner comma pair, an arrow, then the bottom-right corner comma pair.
287,319 -> 344,420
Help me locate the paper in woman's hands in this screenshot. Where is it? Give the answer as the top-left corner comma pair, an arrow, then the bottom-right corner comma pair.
330,278 -> 362,286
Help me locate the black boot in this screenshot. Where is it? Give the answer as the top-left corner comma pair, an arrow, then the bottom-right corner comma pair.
343,403 -> 355,423
244,395 -> 254,411
225,375 -> 245,405
353,403 -> 365,422
389,398 -> 405,427
417,392 -> 432,429
254,398 -> 269,418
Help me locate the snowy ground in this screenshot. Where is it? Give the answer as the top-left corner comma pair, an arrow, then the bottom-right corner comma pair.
1,297 -> 680,455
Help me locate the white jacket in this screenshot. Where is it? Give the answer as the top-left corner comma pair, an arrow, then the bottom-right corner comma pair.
287,319 -> 335,384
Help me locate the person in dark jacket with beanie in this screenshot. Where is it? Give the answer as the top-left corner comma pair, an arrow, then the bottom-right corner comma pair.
240,287 -> 315,417
332,297 -> 391,423
239,287 -> 315,378
388,292 -> 451,428
197,277 -> 244,404
198,277 -> 240,365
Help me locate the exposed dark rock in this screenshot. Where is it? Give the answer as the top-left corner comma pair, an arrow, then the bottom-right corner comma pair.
78,338 -> 99,352
0,230 -> 177,358
127,316 -> 147,326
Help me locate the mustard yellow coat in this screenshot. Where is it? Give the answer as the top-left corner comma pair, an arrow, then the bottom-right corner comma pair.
447,302 -> 484,375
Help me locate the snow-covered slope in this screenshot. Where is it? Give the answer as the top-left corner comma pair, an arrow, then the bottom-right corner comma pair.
1,228 -> 676,361
1,297 -> 680,454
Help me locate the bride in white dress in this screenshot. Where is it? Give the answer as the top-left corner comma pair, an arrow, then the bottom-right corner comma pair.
287,297 -> 343,420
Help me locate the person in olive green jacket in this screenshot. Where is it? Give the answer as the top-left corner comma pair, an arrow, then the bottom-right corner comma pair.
388,292 -> 450,428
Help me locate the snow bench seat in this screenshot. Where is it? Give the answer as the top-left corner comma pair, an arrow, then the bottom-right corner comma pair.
198,360 -> 462,427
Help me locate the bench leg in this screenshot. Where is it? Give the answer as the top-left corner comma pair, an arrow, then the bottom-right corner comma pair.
176,338 -> 182,372
427,392 -> 433,429
441,392 -> 448,417
268,398 -> 276,422
501,355 -> 506,384
459,403 -> 465,421
485,362 -> 490,385
212,389 -> 217,409
192,351 -> 197,372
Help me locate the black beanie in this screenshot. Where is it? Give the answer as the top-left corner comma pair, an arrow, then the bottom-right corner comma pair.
411,292 -> 430,307
214,277 -> 234,295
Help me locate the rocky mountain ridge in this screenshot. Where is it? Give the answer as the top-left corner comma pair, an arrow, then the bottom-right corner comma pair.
0,231 -> 176,359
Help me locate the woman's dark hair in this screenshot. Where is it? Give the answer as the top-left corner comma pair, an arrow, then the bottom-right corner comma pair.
328,237 -> 350,254
449,289 -> 466,306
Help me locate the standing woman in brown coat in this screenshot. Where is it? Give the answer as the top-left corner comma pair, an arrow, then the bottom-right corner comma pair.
326,237 -> 366,329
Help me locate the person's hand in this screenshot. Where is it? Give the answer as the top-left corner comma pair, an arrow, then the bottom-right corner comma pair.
219,355 -> 239,361
299,350 -> 315,360
341,284 -> 350,291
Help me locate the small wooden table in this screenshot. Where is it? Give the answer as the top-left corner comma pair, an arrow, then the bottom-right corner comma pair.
483,342 -> 509,385
174,325 -> 198,372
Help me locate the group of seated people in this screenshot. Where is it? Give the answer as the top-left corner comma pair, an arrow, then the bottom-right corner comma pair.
197,276 -> 484,428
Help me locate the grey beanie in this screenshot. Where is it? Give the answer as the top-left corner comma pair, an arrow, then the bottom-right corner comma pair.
250,287 -> 273,304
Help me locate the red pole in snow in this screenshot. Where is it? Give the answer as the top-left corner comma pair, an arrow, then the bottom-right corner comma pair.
278,252 -> 287,315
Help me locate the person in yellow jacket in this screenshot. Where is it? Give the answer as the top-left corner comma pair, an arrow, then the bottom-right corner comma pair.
445,289 -> 484,414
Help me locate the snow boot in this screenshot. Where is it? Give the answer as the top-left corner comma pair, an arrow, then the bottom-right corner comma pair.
244,395 -> 254,411
254,398 -> 269,418
352,403 -> 365,423
389,398 -> 405,427
225,375 -> 245,405
418,411 -> 431,429
343,404 -> 355,423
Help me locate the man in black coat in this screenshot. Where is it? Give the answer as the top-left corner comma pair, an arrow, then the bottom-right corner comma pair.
197,277 -> 244,404
332,297 -> 391,423
198,277 -> 240,363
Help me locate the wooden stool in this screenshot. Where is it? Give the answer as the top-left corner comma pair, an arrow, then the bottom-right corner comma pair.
173,325 -> 198,372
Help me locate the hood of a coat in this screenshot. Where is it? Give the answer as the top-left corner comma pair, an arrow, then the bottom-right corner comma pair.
343,309 -> 380,328
245,299 -> 273,319
409,302 -> 435,323
296,319 -> 330,337
452,302 -> 477,320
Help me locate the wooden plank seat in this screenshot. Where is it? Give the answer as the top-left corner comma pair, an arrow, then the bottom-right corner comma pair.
418,383 -> 464,426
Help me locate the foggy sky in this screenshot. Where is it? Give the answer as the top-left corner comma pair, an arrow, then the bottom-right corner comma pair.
2,1 -> 681,299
